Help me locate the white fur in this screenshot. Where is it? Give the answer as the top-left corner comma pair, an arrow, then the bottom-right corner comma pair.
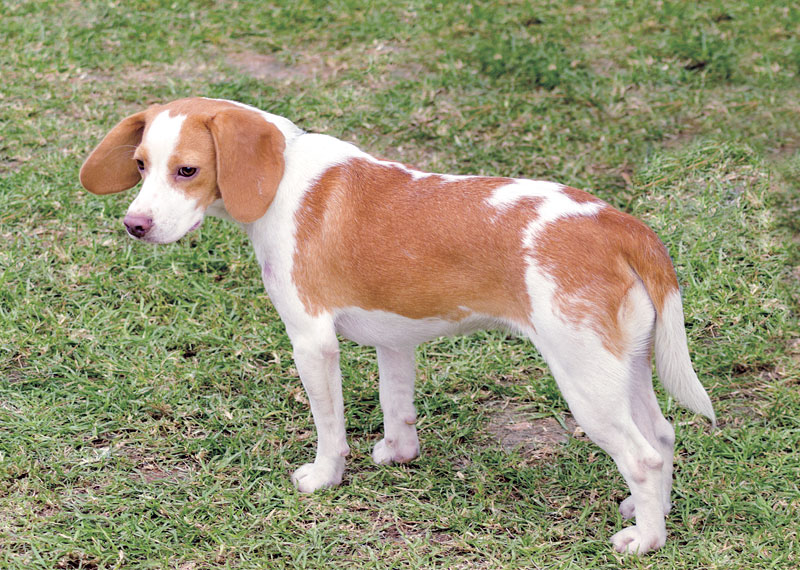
372,345 -> 420,465
487,180 -> 605,247
485,179 -> 563,210
240,133 -> 371,490
655,290 -> 716,425
334,307 -> 504,348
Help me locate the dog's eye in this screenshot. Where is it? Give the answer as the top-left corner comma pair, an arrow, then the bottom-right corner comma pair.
177,166 -> 197,178
135,159 -> 145,171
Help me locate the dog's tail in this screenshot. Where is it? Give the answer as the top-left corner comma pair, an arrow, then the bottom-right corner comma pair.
652,289 -> 716,428
626,229 -> 716,428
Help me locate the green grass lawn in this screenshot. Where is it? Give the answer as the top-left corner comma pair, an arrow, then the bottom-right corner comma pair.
1,1 -> 798,568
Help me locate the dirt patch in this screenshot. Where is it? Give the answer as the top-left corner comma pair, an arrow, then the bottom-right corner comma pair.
0,158 -> 23,174
57,552 -> 100,570
137,461 -> 190,483
226,44 -> 425,89
380,523 -> 455,547
226,50 -> 339,83
486,402 -> 582,458
69,58 -> 225,89
2,352 -> 29,384
771,140 -> 800,158
114,446 -> 192,483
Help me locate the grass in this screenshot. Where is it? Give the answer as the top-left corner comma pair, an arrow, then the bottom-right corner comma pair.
0,0 -> 798,568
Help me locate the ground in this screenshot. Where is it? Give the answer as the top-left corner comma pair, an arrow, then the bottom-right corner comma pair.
0,1 -> 798,569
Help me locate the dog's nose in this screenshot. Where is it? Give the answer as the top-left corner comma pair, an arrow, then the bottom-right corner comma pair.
123,214 -> 154,238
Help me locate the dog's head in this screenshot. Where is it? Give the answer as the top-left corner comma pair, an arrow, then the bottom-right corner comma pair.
80,98 -> 285,243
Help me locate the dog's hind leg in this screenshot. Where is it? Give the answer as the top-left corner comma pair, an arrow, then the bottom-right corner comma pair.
619,351 -> 675,520
546,347 -> 668,554
372,345 -> 420,465
527,283 -> 669,554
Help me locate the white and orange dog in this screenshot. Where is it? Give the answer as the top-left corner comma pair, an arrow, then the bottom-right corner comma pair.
80,97 -> 715,554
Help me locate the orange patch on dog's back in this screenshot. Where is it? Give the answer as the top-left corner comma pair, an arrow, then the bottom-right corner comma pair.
293,159 -> 539,325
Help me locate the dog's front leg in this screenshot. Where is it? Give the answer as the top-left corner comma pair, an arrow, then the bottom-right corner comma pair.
287,325 -> 350,493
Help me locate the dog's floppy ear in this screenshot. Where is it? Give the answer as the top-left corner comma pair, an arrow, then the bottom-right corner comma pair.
206,108 -> 286,224
79,110 -> 151,195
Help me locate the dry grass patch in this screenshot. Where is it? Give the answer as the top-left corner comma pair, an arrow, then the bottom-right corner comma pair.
486,402 -> 582,459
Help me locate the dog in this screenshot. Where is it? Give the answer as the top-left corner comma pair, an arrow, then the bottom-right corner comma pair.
80,97 -> 715,554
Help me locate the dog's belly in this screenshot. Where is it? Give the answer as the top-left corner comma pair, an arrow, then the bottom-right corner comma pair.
334,306 -> 503,347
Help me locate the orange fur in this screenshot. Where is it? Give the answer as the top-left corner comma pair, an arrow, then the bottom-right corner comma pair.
292,158 -> 537,325
79,108 -> 156,194
531,207 -> 678,355
206,108 -> 285,223
293,161 -> 678,355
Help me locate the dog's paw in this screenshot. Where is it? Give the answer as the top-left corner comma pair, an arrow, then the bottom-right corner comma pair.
371,437 -> 420,465
291,458 -> 345,493
610,526 -> 665,555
